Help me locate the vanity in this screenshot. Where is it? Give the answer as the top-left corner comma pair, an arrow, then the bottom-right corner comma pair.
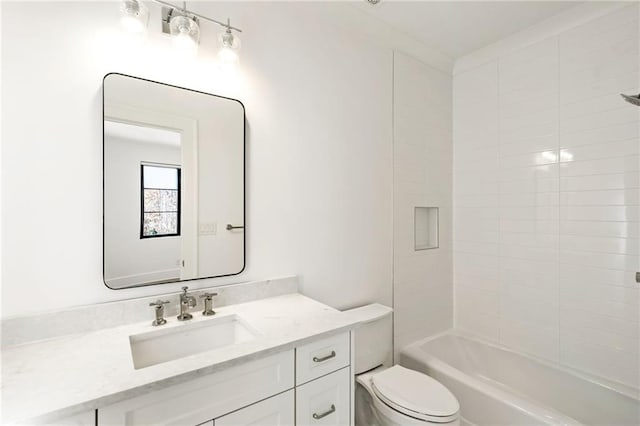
101,332 -> 350,425
1,76 -> 363,425
2,279 -> 367,425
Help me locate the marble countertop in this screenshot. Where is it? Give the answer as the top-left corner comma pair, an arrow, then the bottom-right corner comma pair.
2,293 -> 370,425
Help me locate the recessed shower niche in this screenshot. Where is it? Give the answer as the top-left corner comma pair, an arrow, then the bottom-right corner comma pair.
414,207 -> 438,251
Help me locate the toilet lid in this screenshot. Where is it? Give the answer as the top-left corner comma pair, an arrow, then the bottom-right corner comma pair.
371,366 -> 459,418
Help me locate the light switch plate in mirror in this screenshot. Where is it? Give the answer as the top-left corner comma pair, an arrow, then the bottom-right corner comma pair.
102,73 -> 245,289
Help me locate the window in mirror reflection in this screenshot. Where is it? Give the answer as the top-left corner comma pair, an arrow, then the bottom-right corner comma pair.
140,164 -> 181,238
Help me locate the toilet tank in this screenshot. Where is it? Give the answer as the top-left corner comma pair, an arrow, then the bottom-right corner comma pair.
343,303 -> 393,374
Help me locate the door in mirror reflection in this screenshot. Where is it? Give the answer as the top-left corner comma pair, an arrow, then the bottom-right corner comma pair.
103,73 -> 244,289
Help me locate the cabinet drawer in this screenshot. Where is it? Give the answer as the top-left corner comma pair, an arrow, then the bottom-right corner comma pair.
295,332 -> 349,385
295,367 -> 350,426
215,390 -> 294,426
99,350 -> 294,426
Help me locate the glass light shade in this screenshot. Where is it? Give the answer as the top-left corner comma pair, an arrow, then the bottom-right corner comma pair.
120,0 -> 149,34
170,15 -> 200,51
218,29 -> 241,65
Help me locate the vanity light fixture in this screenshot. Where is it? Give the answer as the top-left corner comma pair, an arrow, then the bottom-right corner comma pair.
119,1 -> 243,60
156,0 -> 243,61
120,0 -> 149,33
218,19 -> 241,67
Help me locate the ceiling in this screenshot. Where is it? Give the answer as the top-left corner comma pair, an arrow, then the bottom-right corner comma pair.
104,121 -> 181,147
352,1 -> 582,59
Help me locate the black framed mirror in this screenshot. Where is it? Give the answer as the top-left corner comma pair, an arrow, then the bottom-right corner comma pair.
103,73 -> 245,289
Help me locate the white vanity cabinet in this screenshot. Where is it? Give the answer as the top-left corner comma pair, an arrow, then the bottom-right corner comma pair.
98,332 -> 351,426
99,351 -> 294,426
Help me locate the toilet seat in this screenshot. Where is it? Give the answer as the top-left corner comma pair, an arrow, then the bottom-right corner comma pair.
371,366 -> 459,423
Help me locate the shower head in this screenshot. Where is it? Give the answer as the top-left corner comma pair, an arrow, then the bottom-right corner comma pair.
621,93 -> 640,106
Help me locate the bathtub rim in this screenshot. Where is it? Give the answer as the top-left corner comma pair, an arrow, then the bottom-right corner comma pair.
403,329 -> 640,402
401,336 -> 581,425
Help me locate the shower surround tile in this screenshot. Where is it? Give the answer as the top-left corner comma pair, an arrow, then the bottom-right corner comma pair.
454,3 -> 640,388
558,5 -> 640,388
393,51 -> 453,359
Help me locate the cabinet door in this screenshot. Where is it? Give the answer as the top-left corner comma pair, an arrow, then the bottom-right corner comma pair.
215,390 -> 293,426
99,351 -> 294,426
295,367 -> 350,426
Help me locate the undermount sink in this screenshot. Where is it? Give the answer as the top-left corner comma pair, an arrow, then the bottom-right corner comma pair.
129,314 -> 260,369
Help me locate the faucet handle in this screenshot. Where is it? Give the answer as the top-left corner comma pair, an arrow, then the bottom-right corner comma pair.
199,292 -> 218,300
181,286 -> 189,294
200,292 -> 218,316
149,300 -> 170,326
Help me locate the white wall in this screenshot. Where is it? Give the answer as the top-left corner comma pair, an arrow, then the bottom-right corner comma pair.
104,136 -> 181,286
1,1 -> 400,317
453,3 -> 640,387
393,52 -> 453,358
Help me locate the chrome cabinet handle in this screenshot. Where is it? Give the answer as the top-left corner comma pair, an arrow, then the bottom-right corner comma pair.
226,224 -> 244,231
313,351 -> 336,363
312,404 -> 335,420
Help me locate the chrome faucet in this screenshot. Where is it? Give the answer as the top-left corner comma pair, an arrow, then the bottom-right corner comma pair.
177,286 -> 197,321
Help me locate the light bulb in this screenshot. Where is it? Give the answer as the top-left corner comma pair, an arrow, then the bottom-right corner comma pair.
173,33 -> 198,52
219,46 -> 239,64
217,27 -> 241,66
170,14 -> 200,52
120,0 -> 148,34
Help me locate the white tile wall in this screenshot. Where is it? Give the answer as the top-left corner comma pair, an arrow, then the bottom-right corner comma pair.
454,59 -> 501,342
394,51 -> 453,360
558,4 -> 640,387
453,3 -> 640,388
499,36 -> 561,362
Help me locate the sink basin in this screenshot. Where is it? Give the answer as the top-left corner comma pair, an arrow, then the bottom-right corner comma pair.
129,314 -> 260,369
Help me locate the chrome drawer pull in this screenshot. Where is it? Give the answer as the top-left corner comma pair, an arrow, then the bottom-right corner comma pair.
313,351 -> 336,363
312,404 -> 336,420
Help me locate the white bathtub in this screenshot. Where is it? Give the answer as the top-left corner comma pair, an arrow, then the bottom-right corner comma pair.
400,332 -> 640,426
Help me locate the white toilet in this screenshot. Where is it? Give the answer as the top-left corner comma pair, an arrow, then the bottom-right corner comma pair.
346,304 -> 460,426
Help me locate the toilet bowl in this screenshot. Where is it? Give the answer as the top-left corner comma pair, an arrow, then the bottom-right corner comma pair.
356,365 -> 460,425
344,304 -> 460,426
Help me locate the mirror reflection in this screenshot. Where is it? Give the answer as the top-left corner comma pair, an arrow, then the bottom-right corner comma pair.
103,74 -> 244,289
